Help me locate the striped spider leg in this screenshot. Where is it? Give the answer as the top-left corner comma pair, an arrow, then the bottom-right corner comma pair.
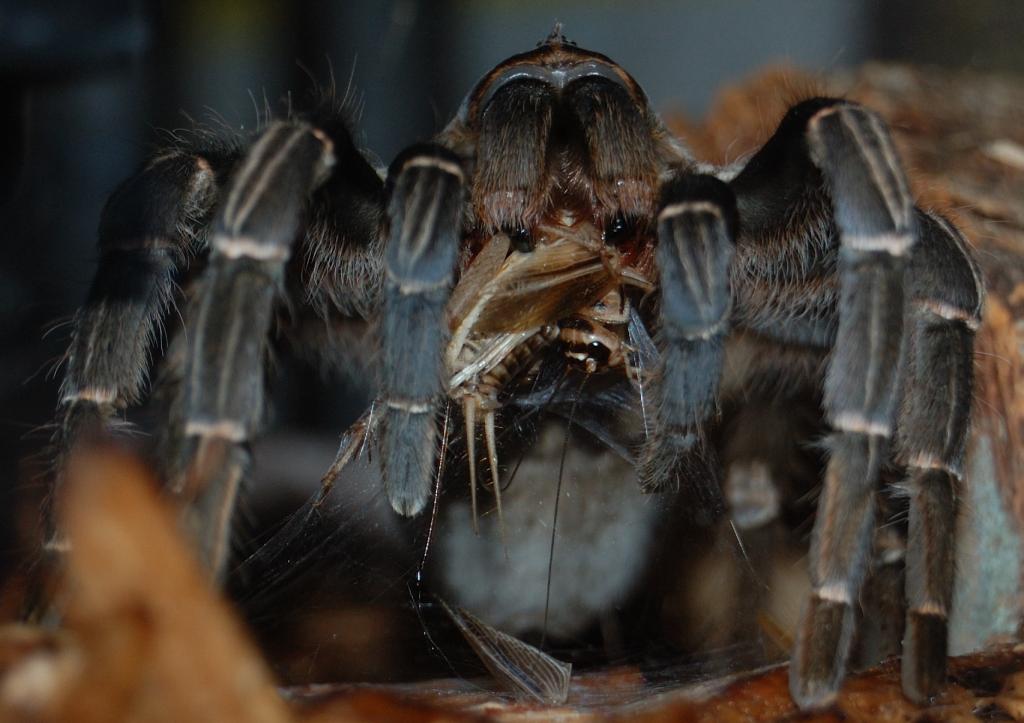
53,108 -> 387,582
713,98 -> 983,707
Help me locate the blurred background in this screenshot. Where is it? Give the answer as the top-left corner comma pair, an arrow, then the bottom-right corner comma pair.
1,0 -> 1023,631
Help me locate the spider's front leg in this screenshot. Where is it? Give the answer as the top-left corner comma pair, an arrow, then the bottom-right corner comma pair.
378,145 -> 465,516
637,173 -> 735,518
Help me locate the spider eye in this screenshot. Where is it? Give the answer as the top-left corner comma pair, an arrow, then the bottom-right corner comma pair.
587,341 -> 611,364
506,226 -> 534,252
604,213 -> 635,245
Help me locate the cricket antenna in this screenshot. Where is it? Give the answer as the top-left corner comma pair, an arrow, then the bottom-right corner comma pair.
540,371 -> 589,648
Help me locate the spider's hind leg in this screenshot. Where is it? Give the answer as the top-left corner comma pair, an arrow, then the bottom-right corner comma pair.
49,149 -> 220,546
893,211 -> 982,701
175,120 -> 335,580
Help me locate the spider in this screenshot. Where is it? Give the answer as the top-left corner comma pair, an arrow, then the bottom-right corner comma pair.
50,29 -> 984,710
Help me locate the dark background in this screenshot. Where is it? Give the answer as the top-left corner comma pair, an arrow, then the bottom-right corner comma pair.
2,0 -> 1022,577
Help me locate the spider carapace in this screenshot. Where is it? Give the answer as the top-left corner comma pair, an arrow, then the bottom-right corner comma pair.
51,29 -> 984,710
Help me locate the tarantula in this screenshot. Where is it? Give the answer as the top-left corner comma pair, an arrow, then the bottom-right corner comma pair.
51,30 -> 983,710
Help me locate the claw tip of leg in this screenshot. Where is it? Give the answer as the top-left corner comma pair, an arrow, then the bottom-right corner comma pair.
788,671 -> 839,712
902,611 -> 948,705
387,488 -> 428,517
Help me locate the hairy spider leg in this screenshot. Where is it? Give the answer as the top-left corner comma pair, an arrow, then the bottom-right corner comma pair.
637,174 -> 735,523
178,121 -> 335,581
378,145 -> 464,517
47,148 -> 222,564
788,101 -> 916,709
895,211 -> 982,700
708,95 -> 982,708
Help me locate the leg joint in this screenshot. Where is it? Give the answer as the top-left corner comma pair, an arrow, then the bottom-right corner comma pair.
814,583 -> 853,606
184,419 -> 247,442
831,411 -> 892,438
915,298 -> 981,331
385,396 -> 434,414
391,144 -> 466,183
